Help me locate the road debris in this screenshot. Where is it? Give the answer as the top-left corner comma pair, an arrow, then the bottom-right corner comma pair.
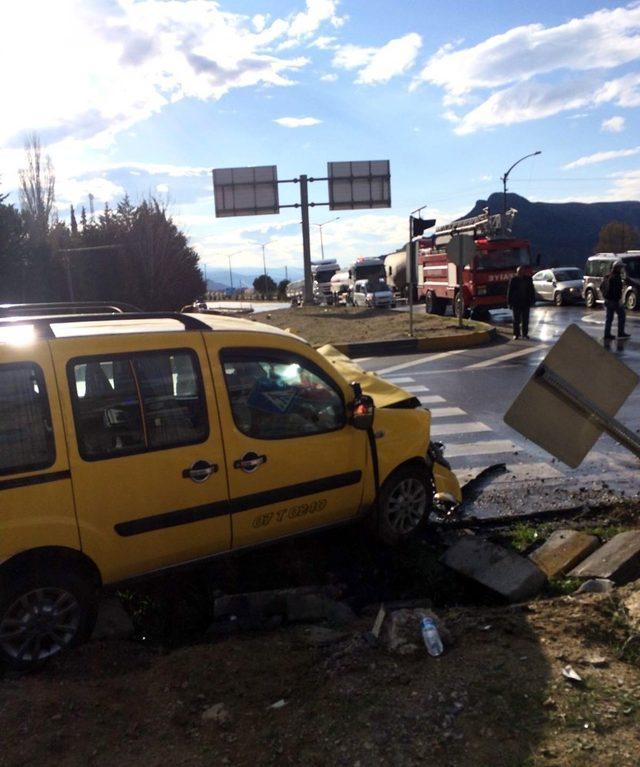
562,665 -> 583,684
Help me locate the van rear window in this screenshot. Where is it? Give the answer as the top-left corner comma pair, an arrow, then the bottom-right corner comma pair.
0,362 -> 55,475
68,349 -> 209,461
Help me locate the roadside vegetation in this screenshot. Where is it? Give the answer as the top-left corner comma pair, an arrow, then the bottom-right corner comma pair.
254,305 -> 486,346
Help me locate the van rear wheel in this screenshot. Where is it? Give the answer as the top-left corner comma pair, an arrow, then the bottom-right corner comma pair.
0,567 -> 97,672
374,465 -> 433,545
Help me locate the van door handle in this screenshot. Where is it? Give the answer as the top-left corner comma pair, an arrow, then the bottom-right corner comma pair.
233,452 -> 267,473
182,460 -> 218,483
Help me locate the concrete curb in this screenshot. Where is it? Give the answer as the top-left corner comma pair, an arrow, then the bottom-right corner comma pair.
327,324 -> 497,358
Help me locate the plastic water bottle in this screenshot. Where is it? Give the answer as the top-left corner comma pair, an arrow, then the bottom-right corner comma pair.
420,616 -> 444,656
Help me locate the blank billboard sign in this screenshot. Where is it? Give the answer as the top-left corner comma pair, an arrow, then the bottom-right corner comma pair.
213,165 -> 279,217
327,160 -> 391,211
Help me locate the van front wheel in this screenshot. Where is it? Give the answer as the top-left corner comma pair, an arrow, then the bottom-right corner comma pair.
375,466 -> 433,545
0,567 -> 97,672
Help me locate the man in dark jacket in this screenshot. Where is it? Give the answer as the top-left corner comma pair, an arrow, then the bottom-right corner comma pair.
603,262 -> 631,340
507,265 -> 536,339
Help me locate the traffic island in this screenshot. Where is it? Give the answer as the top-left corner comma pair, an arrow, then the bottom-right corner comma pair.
253,305 -> 496,356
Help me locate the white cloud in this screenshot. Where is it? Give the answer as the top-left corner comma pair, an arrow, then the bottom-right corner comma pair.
56,177 -> 125,207
288,0 -> 345,38
332,33 -> 422,84
273,116 -> 322,127
415,5 -> 640,96
446,72 -> 640,135
563,147 -> 640,170
0,0 -> 344,150
320,73 -> 338,82
356,33 -> 422,85
156,183 -> 169,194
413,5 -> 640,133
311,36 -> 337,50
601,116 -> 626,133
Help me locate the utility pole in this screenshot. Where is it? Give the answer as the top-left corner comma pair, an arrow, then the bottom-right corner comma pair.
260,243 -> 268,299
285,265 -> 288,281
312,216 -> 340,261
228,254 -> 233,288
299,175 -> 313,304
501,151 -> 541,213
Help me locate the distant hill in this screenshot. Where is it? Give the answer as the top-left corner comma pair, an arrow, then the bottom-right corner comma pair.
205,266 -> 304,290
461,193 -> 640,269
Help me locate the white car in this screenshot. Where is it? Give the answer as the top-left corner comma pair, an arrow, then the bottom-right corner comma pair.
532,267 -> 584,306
353,278 -> 393,308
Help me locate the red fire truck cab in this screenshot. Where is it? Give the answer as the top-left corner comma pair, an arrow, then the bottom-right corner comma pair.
418,210 -> 531,316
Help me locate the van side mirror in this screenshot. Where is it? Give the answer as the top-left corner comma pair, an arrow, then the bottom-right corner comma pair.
350,382 -> 375,430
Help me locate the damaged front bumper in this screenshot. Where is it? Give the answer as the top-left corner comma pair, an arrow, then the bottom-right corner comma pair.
428,441 -> 463,515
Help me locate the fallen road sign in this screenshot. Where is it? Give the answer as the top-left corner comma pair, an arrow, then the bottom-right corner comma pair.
504,323 -> 639,468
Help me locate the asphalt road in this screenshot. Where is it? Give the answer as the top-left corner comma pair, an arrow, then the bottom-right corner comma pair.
359,303 -> 640,519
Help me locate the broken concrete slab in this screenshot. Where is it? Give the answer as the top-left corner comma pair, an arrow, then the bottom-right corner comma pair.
441,536 -> 547,602
92,597 -> 134,640
213,587 -> 318,622
569,531 -> 640,584
529,529 -> 600,578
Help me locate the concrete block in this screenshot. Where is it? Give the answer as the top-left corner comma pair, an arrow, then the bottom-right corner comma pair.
92,597 -> 134,640
441,536 -> 547,602
569,531 -> 640,584
529,529 -> 600,578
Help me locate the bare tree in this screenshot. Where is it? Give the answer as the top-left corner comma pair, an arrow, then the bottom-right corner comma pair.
594,220 -> 639,254
19,134 -> 55,242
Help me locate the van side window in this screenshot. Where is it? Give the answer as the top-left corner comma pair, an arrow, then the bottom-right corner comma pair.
69,350 -> 208,460
221,350 -> 345,440
0,362 -> 55,475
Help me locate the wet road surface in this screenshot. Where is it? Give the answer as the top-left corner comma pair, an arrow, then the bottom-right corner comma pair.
360,304 -> 640,519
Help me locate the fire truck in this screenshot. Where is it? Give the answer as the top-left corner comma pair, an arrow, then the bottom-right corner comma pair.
418,209 -> 531,316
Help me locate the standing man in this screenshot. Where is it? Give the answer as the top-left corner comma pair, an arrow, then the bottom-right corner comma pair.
507,265 -> 536,340
603,261 -> 631,340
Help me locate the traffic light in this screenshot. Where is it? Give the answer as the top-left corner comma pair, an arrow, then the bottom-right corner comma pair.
411,217 -> 436,238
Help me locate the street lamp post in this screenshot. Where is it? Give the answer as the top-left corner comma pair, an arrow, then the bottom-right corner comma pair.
501,151 -> 541,213
312,217 -> 340,260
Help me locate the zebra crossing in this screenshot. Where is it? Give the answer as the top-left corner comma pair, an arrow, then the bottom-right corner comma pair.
383,372 -> 566,487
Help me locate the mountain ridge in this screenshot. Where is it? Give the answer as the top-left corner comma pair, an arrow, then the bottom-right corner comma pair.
461,193 -> 640,269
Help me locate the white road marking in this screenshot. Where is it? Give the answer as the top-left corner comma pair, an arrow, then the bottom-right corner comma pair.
464,344 -> 547,370
444,439 -> 517,458
352,357 -> 373,363
383,376 -> 417,384
402,384 -> 430,393
419,395 -> 446,404
376,347 -> 470,375
429,407 -> 467,418
430,421 -> 492,436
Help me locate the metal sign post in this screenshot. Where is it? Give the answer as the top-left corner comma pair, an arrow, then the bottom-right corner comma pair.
408,207 -> 433,338
213,160 -> 391,305
505,323 -> 639,467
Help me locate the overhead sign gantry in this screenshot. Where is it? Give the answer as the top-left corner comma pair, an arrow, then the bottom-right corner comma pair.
212,160 -> 391,303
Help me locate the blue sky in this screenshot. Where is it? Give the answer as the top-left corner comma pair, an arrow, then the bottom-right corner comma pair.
2,0 -> 640,274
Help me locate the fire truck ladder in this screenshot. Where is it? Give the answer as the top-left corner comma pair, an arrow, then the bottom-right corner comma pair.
434,208 -> 517,241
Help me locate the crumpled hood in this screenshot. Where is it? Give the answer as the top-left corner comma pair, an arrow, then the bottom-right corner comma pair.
317,344 -> 419,409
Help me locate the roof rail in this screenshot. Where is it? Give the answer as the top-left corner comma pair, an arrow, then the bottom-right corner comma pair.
0,312 -> 213,339
0,301 -> 142,317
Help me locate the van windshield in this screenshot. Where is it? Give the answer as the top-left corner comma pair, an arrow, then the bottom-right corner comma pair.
366,278 -> 388,293
476,246 -> 530,271
623,258 -> 640,279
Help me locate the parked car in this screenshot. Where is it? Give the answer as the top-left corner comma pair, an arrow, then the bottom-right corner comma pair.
0,302 -> 460,670
532,267 -> 584,306
352,278 -> 393,308
583,252 -> 640,310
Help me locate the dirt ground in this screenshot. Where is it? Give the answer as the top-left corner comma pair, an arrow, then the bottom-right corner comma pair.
2,506 -> 640,767
252,306 -> 485,346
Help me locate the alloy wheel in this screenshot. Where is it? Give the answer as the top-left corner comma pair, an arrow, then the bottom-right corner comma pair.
384,477 -> 428,534
0,587 -> 81,664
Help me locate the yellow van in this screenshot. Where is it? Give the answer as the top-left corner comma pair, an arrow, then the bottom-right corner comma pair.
0,306 -> 461,670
